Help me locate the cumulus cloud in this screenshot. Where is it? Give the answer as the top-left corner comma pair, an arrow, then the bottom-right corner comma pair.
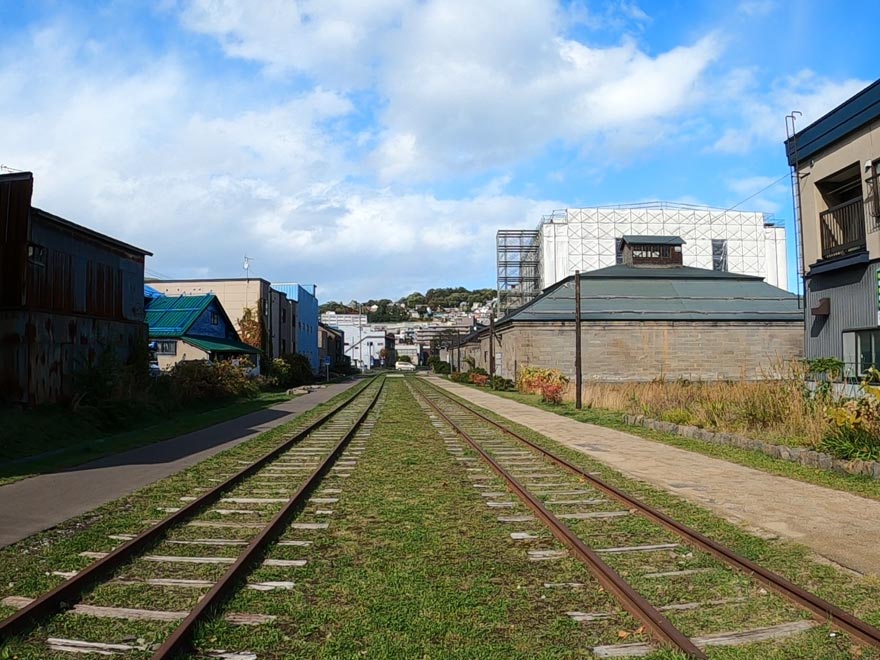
711,70 -> 870,154
180,0 -> 722,181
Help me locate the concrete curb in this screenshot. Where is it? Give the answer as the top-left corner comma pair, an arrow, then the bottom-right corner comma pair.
623,414 -> 880,481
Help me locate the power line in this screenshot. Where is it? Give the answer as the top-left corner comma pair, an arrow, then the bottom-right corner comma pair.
725,173 -> 790,212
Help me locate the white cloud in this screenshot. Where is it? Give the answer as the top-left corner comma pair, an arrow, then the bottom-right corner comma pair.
178,0 -> 722,181
711,70 -> 870,154
737,0 -> 777,17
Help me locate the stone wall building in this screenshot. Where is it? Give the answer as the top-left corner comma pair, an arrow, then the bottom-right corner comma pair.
468,237 -> 804,382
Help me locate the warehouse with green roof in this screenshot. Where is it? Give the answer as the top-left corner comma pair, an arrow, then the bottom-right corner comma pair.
465,236 -> 804,382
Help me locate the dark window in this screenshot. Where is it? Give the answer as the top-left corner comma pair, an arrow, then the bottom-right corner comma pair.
615,240 -> 624,264
843,329 -> 880,378
156,340 -> 177,355
712,240 -> 728,271
211,311 -> 219,325
281,338 -> 286,354
27,244 -> 46,267
628,244 -> 682,266
281,307 -> 286,322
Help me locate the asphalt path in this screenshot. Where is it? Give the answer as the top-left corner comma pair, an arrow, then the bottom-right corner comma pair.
0,381 -> 359,548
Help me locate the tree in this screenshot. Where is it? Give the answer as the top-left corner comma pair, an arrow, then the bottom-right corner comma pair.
238,304 -> 266,351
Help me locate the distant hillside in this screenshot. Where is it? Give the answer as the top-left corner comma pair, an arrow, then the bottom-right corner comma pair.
319,287 -> 496,322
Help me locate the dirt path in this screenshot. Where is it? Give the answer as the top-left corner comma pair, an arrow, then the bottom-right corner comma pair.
429,377 -> 880,576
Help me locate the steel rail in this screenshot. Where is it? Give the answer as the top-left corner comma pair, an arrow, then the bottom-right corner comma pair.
0,377 -> 377,644
410,380 -> 707,659
419,377 -> 880,651
153,377 -> 385,658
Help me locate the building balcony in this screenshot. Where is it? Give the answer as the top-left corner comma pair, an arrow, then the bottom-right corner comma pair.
820,197 -> 866,261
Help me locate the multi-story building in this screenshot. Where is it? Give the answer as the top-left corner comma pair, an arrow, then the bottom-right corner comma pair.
272,283 -> 319,372
497,204 -> 787,312
319,312 -> 395,369
0,172 -> 152,404
149,279 -> 294,360
785,79 -> 880,375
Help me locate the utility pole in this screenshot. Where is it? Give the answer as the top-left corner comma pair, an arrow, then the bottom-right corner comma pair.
489,312 -> 495,387
574,270 -> 582,410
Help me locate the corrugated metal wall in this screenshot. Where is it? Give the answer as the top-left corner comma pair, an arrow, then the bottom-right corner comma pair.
0,174 -> 32,308
805,263 -> 878,359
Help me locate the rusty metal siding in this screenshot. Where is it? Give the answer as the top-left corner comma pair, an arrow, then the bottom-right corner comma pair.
0,311 -> 147,404
0,173 -> 33,309
27,215 -> 145,322
805,262 -> 878,359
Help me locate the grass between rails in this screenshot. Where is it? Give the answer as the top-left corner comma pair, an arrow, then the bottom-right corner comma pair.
469,385 -> 880,503
426,379 -> 880,658
196,377 -> 641,659
0,391 -> 291,486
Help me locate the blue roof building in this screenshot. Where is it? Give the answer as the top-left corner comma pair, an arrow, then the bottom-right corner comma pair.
272,283 -> 319,372
146,294 -> 258,371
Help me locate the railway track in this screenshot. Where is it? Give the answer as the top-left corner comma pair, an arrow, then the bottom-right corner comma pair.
410,376 -> 880,659
0,376 -> 386,659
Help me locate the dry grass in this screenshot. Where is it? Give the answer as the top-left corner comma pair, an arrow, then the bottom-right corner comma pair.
563,363 -> 832,447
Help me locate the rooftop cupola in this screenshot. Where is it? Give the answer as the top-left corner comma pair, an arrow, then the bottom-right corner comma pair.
618,235 -> 685,267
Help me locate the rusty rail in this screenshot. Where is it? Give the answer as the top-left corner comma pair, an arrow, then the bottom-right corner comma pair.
154,377 -> 385,658
418,377 -> 880,652
411,380 -> 706,659
0,377 -> 378,649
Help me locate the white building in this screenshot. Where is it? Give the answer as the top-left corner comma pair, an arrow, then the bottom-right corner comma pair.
319,312 -> 393,369
498,203 -> 788,312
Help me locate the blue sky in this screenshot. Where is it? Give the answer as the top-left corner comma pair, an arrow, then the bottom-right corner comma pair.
1,1 -> 876,300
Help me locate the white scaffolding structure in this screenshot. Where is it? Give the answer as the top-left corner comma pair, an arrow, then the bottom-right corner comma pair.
540,204 -> 786,289
497,203 -> 788,313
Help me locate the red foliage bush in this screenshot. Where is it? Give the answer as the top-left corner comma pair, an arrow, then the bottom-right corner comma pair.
540,382 -> 564,405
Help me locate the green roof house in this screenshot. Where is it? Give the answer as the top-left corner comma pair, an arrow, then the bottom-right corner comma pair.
463,236 -> 804,382
146,294 -> 260,372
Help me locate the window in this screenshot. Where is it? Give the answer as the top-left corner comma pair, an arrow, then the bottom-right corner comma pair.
281,339 -> 286,354
843,329 -> 880,377
712,239 -> 728,271
27,243 -> 46,267
156,340 -> 177,355
210,311 -> 219,325
615,240 -> 624,264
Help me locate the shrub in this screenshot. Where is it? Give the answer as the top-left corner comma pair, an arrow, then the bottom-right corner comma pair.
822,382 -> 880,460
490,375 -> 515,391
449,372 -> 470,383
540,382 -> 564,404
168,360 -> 258,402
517,367 -> 569,396
432,360 -> 451,374
661,407 -> 694,425
397,355 -> 412,363
470,373 -> 489,386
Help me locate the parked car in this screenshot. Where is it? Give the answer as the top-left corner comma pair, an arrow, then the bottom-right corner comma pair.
395,361 -> 416,371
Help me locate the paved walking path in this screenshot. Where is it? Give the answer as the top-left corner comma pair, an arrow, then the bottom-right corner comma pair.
429,377 -> 880,576
0,381 -> 359,548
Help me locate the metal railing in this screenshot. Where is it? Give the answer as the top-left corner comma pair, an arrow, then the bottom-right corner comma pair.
820,197 -> 866,260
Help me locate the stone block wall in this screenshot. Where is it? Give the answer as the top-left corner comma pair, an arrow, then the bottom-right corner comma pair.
495,320 -> 803,382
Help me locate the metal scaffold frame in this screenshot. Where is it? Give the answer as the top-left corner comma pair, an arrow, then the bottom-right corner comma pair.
496,229 -> 541,314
